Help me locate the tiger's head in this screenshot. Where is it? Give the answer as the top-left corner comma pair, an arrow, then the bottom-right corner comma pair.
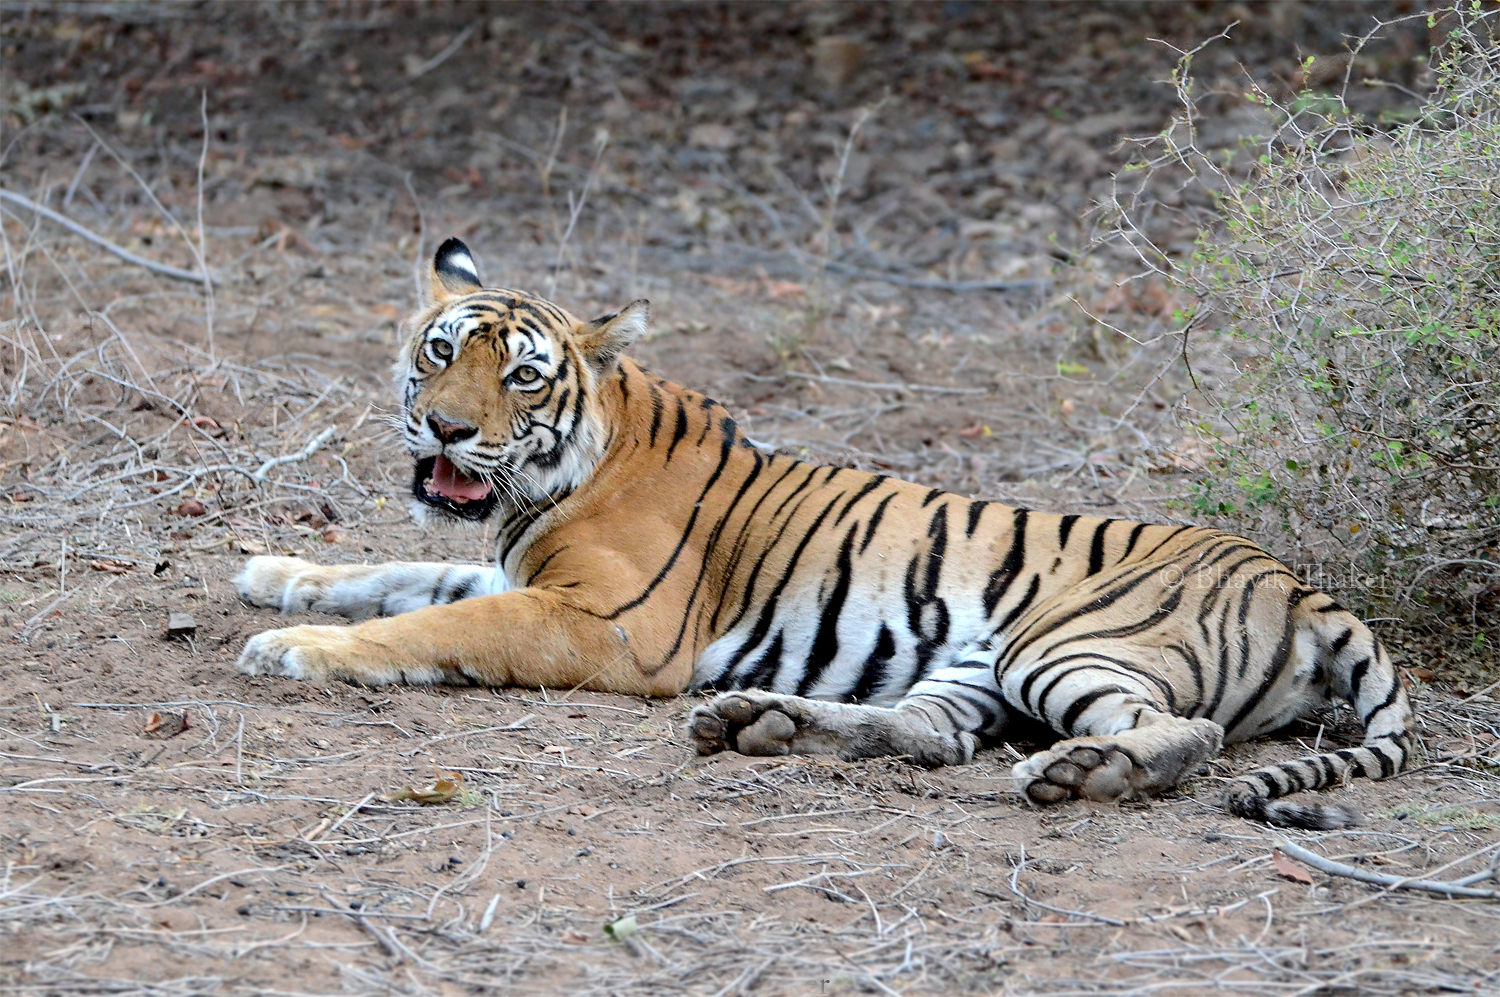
397,238 -> 649,522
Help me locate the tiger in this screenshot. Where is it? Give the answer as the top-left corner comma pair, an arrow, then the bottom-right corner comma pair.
235,237 -> 1414,828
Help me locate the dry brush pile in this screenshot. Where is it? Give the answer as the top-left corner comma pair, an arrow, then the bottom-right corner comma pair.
1107,5 -> 1500,676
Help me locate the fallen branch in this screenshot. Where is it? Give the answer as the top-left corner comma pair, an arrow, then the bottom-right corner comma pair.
251,427 -> 336,484
1274,839 -> 1500,900
0,187 -> 215,285
740,371 -> 988,396
823,259 -> 1050,294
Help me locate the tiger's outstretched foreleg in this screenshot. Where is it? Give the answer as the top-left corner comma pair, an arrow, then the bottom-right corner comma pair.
687,660 -> 1012,767
237,588 -> 687,696
1222,611 -> 1414,829
236,555 -> 505,620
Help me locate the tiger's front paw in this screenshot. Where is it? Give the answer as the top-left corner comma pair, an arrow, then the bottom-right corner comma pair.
238,625 -> 352,681
687,692 -> 801,757
239,624 -> 429,687
235,556 -> 317,613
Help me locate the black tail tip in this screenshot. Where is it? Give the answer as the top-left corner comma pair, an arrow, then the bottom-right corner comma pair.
1226,791 -> 1362,829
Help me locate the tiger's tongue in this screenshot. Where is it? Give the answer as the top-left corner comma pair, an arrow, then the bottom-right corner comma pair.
427,455 -> 492,502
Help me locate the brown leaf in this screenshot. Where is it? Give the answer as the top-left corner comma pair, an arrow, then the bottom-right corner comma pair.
90,559 -> 133,574
1273,850 -> 1314,884
175,500 -> 207,517
386,772 -> 463,805
143,711 -> 190,738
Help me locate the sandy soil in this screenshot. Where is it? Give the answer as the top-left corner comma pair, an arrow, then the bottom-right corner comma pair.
3,4 -> 1498,995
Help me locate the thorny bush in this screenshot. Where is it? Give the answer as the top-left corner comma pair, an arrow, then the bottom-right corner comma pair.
1110,5 -> 1500,668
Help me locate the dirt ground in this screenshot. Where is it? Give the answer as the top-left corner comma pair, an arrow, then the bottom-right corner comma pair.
3,3 -> 1499,995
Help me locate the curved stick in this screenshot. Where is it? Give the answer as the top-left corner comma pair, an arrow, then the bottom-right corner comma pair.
0,187 -> 215,285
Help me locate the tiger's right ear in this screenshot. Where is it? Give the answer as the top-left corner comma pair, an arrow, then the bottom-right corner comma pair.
423,238 -> 483,306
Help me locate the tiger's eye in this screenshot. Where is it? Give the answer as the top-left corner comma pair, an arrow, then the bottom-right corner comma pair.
431,340 -> 454,361
512,365 -> 540,384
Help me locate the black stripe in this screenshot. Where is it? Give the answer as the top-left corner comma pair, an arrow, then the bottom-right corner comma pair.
859,493 -> 896,555
664,397 -> 689,462
905,505 -> 951,675
1087,519 -> 1114,576
732,632 -> 785,691
798,521 -> 859,695
992,574 -> 1041,640
659,446 -> 767,664
605,422 -> 737,618
1221,589 -> 1311,736
1060,687 -> 1132,734
1348,657 -> 1371,703
1030,585 -> 1185,663
835,475 -> 888,526
1118,522 -> 1147,563
1335,748 -> 1366,778
1361,678 -> 1402,727
708,459 -> 804,632
1025,655 -> 1176,715
526,547 -> 564,583
722,488 -> 821,637
1330,628 -> 1353,657
849,624 -> 897,703
1058,514 -> 1080,547
920,488 -> 944,508
726,492 -> 846,676
647,383 -> 665,446
966,500 -> 989,538
983,508 -> 1029,617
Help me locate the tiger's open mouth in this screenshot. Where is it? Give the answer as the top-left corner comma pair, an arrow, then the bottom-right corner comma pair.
413,455 -> 497,521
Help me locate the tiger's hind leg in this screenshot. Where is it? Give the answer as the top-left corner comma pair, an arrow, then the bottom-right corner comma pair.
1001,648 -> 1224,805
1220,607 -> 1414,828
687,656 -> 1014,767
236,555 -> 505,620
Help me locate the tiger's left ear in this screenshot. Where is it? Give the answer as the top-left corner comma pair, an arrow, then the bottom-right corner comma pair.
423,237 -> 483,306
576,299 -> 650,372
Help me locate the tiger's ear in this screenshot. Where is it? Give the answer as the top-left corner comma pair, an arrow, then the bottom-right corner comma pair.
576,299 -> 649,372
423,237 -> 482,306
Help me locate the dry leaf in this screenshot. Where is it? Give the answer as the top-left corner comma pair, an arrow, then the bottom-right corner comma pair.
1273,849 -> 1314,884
175,500 -> 207,517
387,771 -> 464,805
143,711 -> 190,738
90,559 -> 133,574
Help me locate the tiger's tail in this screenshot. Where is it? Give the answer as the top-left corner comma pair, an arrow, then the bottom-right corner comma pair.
1224,611 -> 1414,829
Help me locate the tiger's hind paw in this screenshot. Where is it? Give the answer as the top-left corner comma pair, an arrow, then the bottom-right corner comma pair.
1013,718 -> 1223,806
1014,742 -> 1139,804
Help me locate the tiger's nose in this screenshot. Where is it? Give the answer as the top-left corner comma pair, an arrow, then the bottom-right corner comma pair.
427,413 -> 478,444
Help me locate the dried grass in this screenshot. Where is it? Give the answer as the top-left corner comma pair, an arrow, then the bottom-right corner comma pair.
1102,4 -> 1500,670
